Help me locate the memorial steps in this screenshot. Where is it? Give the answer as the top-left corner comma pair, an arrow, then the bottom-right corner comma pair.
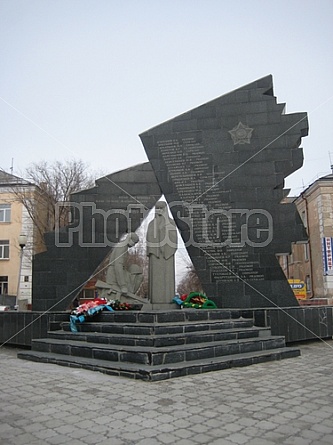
18,309 -> 300,381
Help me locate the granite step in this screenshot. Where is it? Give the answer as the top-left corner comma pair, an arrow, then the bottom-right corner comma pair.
62,318 -> 255,335
30,335 -> 287,365
18,309 -> 300,380
60,309 -> 255,325
17,346 -> 301,381
49,326 -> 270,348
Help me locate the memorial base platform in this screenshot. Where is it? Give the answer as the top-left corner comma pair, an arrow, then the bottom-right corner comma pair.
18,309 -> 300,381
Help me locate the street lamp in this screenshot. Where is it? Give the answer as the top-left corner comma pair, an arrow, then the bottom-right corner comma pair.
15,234 -> 27,310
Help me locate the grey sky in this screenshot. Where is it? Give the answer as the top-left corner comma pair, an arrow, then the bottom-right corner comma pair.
1,0 -> 332,195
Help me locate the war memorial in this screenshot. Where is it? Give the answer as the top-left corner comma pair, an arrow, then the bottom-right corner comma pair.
1,75 -> 332,380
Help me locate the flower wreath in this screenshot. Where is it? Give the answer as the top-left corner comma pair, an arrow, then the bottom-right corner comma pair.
69,298 -> 137,332
173,292 -> 217,309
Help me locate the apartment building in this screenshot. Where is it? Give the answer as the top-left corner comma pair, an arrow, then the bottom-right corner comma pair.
279,173 -> 333,300
0,171 -> 45,309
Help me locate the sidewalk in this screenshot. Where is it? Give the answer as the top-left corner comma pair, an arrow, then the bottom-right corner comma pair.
0,340 -> 332,445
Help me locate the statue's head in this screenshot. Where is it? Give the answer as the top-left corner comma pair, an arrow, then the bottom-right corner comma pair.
155,201 -> 167,216
128,232 -> 139,247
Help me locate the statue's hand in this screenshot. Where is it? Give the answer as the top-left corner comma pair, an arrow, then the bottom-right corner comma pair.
121,286 -> 128,296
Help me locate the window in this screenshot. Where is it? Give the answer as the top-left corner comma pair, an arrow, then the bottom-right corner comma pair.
24,276 -> 29,282
281,255 -> 288,272
305,275 -> 312,293
301,210 -> 307,228
0,240 -> 9,259
304,243 -> 309,261
78,288 -> 95,300
0,204 -> 11,222
0,276 -> 8,294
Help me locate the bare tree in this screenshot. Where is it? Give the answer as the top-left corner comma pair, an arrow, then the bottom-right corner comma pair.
125,228 -> 149,298
12,159 -> 96,246
177,263 -> 203,295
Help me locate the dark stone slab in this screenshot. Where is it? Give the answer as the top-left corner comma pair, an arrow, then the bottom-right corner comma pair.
52,342 -> 71,355
93,349 -> 119,361
185,347 -> 214,361
140,75 -> 308,308
6,306 -> 329,391
154,325 -> 184,335
258,306 -> 333,343
156,312 -> 186,323
138,313 -> 156,323
120,351 -> 149,365
32,163 -> 161,311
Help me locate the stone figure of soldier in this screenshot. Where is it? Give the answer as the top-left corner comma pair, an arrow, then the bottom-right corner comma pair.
146,201 -> 177,308
96,232 -> 143,301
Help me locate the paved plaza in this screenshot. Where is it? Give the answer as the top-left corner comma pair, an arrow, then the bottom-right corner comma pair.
0,340 -> 333,445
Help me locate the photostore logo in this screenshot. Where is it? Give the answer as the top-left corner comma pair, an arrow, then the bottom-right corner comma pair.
54,201 -> 273,249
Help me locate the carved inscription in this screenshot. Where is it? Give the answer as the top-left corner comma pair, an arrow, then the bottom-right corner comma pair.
156,137 -> 263,282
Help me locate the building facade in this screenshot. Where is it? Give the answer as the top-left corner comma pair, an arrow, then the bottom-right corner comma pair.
0,171 -> 45,308
296,174 -> 333,299
279,173 -> 333,300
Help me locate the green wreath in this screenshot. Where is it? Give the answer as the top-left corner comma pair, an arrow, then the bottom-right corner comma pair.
183,292 -> 217,309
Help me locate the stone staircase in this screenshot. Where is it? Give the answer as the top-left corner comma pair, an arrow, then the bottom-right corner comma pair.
18,309 -> 301,381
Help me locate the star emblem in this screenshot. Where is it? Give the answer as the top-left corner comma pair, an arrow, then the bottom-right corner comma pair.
228,122 -> 254,145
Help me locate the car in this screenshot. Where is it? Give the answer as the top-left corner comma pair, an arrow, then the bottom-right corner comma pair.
0,305 -> 10,311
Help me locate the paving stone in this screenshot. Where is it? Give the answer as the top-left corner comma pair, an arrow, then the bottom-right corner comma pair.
206,418 -> 228,428
238,418 -> 258,427
156,433 -> 180,444
209,440 -> 236,445
54,425 -> 77,435
255,420 -> 279,430
312,410 -> 332,419
172,440 -> 194,445
10,433 -> 40,445
34,429 -> 59,439
322,418 -> 333,428
251,411 -> 271,420
96,440 -> 127,445
191,433 -> 215,443
137,428 -> 160,438
142,410 -> 161,419
68,428 -> 92,439
43,419 -> 66,429
118,431 -> 144,442
321,435 -> 333,443
239,426 -> 260,437
225,432 -> 249,444
155,423 -> 177,433
61,441 -> 83,445
189,423 -> 211,434
0,423 -> 14,433
135,439 -> 163,445
311,423 -> 333,434
81,433 -> 108,444
274,424 -> 301,435
141,418 -> 160,428
284,437 -> 313,445
174,428 -> 195,439
45,434 -> 72,445
1,342 -> 333,445
173,418 -> 193,428
247,439 -> 276,445
87,424 -> 110,434
262,431 -> 287,441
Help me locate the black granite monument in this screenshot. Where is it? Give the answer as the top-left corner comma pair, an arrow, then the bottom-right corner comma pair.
32,163 -> 161,311
140,75 -> 308,308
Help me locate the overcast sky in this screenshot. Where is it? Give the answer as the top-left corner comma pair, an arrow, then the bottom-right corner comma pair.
1,0 -> 332,196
